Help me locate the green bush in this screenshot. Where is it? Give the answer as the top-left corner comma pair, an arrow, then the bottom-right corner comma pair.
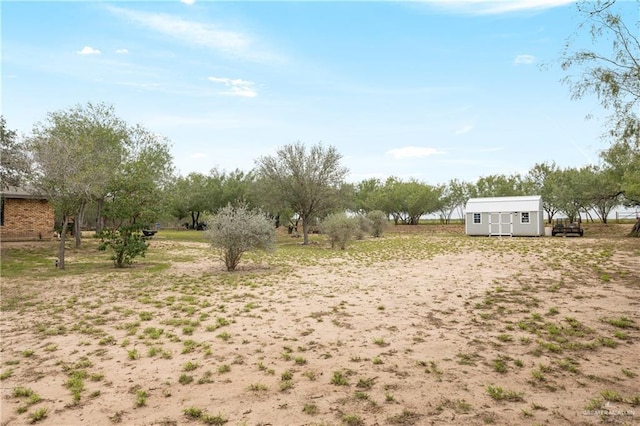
355,214 -> 373,240
366,210 -> 388,237
320,213 -> 359,250
205,204 -> 276,271
98,226 -> 149,268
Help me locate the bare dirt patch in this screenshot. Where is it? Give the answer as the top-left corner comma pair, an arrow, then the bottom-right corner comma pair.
1,228 -> 639,425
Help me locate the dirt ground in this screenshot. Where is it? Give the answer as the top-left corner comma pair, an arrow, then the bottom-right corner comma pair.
1,225 -> 639,425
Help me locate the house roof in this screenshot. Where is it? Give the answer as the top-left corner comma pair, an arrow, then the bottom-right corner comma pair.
466,195 -> 542,213
0,186 -> 49,200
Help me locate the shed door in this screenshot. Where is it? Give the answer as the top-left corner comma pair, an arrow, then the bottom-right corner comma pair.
489,212 -> 512,236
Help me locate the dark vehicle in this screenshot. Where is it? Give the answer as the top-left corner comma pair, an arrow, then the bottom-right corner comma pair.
551,220 -> 583,237
142,229 -> 157,238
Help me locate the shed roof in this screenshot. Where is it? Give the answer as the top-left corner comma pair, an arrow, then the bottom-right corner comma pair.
466,195 -> 542,213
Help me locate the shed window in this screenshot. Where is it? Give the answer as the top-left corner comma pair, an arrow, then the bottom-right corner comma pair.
521,212 -> 530,224
473,213 -> 481,224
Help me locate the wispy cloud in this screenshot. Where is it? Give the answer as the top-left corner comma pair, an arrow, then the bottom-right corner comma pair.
514,54 -> 535,65
386,146 -> 445,159
455,124 -> 473,135
106,6 -> 281,63
208,77 -> 257,97
115,48 -> 129,54
76,46 -> 101,55
419,0 -> 575,15
181,0 -> 196,4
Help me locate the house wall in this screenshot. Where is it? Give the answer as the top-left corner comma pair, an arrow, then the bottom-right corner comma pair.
466,211 -> 544,236
0,198 -> 55,241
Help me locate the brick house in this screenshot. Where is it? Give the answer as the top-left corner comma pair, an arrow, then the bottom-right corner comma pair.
0,186 -> 54,241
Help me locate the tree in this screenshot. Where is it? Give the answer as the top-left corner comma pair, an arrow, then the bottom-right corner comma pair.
0,116 -> 31,189
254,142 -> 349,245
526,162 -> 562,223
561,0 -> 640,234
205,204 -> 276,271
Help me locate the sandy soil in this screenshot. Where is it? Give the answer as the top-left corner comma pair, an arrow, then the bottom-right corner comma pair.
1,229 -> 639,426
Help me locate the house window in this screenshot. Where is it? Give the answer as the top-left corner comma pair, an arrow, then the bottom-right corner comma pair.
473,213 -> 481,224
0,196 -> 4,226
521,212 -> 530,224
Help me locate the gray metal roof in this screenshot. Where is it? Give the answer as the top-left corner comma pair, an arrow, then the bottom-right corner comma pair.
466,195 -> 542,213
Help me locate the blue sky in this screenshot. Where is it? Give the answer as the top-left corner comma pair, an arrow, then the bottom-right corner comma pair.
1,0 -> 631,184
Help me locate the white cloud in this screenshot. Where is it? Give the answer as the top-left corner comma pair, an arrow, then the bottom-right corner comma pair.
107,6 -> 280,63
116,48 -> 129,54
420,0 -> 575,15
76,46 -> 101,55
181,0 -> 196,4
455,124 -> 473,135
208,76 -> 257,98
386,146 -> 445,159
514,54 -> 535,65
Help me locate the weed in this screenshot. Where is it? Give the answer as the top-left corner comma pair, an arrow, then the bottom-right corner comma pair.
29,407 -> 48,423
216,332 -> 231,342
356,377 -> 375,389
604,317 -> 637,329
303,370 -> 317,381
373,337 -> 387,346
128,349 -> 140,360
184,407 -> 203,419
342,414 -> 363,426
486,385 -> 524,401
135,389 -> 148,407
183,361 -> 199,371
248,383 -> 267,391
218,364 -> 231,374
372,357 -> 383,365
302,403 -> 318,415
178,374 -> 194,385
201,413 -> 228,425
387,409 -> 422,425
600,390 -> 623,402
1,369 -> 14,380
281,370 -> 293,381
280,380 -> 294,391
331,370 -> 349,386
493,358 -> 507,373
139,311 -> 153,321
621,368 -> 636,378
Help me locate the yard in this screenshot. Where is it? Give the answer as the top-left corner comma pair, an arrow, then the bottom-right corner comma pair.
1,224 -> 638,425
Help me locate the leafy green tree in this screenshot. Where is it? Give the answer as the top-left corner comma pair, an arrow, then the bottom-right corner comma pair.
254,142 -> 349,245
205,204 -> 276,271
561,0 -> 639,234
471,174 -> 526,198
526,162 -> 562,223
354,178 -> 384,213
0,116 -> 31,189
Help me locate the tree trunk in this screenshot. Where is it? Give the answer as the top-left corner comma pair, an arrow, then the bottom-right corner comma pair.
58,215 -> 69,270
95,198 -> 104,234
75,202 -> 85,249
302,216 -> 309,245
630,218 -> 640,237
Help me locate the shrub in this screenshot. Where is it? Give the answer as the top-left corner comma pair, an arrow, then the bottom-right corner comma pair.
320,213 -> 359,250
354,214 -> 373,240
366,210 -> 388,237
97,225 -> 149,268
205,204 -> 276,271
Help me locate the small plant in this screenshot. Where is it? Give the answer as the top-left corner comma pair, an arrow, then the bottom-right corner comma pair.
201,413 -> 228,425
294,356 -> 307,365
127,349 -> 140,360
302,402 -> 318,415
179,374 -> 194,385
373,337 -> 387,346
184,406 -> 203,419
281,370 -> 293,381
342,414 -> 364,426
135,389 -> 148,407
22,349 -> 35,357
216,332 -> 232,342
29,407 -> 48,423
183,361 -> 199,371
217,364 -> 231,374
248,383 -> 268,391
139,311 -> 153,321
331,370 -> 349,386
0,369 -> 13,380
280,380 -> 294,391
372,357 -> 383,365
600,390 -> 623,402
98,226 -> 149,268
493,358 -> 507,373
486,385 -> 524,401
621,368 -> 636,378
303,370 -> 317,381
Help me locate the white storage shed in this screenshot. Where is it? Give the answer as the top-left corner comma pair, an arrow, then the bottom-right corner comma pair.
465,195 -> 544,237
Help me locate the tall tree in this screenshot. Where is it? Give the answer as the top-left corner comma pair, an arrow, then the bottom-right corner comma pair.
526,162 -> 562,223
0,116 -> 31,189
561,0 -> 640,234
254,142 -> 348,245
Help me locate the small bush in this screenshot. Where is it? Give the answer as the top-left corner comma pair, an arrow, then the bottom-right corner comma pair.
320,213 -> 359,250
98,226 -> 149,268
366,210 -> 388,237
205,204 -> 276,271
